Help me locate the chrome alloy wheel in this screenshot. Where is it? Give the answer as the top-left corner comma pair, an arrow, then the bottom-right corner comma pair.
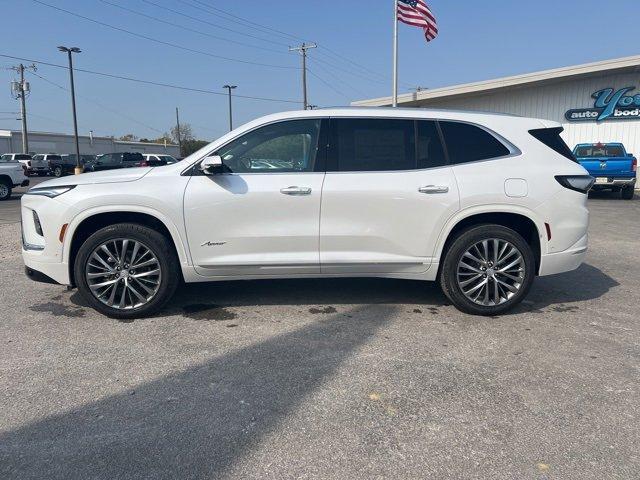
456,238 -> 525,306
85,238 -> 162,310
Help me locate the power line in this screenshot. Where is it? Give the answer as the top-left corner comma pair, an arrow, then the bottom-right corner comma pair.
98,0 -> 290,55
0,54 -> 302,104
28,70 -> 165,135
31,0 -> 297,70
140,0 -> 291,49
306,68 -> 349,101
307,59 -> 368,98
178,0 -> 308,43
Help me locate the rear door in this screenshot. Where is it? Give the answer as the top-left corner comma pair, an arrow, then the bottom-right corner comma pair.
320,118 -> 459,274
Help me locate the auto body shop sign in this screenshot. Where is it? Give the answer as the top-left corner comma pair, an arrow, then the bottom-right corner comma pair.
566,87 -> 640,122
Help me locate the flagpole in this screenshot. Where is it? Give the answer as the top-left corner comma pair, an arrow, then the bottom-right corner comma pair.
392,0 -> 398,107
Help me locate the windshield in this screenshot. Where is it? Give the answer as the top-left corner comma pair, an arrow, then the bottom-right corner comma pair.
575,145 -> 625,157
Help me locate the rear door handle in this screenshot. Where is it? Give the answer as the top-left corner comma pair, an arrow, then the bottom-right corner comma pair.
280,186 -> 312,196
419,185 -> 449,194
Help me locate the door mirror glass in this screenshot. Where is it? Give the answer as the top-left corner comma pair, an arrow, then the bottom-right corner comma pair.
200,155 -> 224,175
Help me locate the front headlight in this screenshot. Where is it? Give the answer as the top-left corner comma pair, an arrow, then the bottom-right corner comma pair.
25,185 -> 76,198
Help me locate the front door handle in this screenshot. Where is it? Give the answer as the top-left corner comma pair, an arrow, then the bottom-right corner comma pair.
419,185 -> 449,194
280,186 -> 312,196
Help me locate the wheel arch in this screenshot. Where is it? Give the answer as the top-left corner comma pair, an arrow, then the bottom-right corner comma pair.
436,208 -> 544,276
65,207 -> 189,286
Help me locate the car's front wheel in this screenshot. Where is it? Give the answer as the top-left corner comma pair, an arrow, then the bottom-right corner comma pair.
439,224 -> 535,316
74,223 -> 180,319
53,166 -> 63,177
0,179 -> 11,200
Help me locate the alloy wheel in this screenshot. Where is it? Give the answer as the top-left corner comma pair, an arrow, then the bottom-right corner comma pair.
85,238 -> 162,310
456,238 -> 525,306
0,184 -> 9,199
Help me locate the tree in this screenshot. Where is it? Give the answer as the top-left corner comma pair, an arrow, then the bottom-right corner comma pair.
170,123 -> 194,144
182,139 -> 209,157
119,133 -> 139,142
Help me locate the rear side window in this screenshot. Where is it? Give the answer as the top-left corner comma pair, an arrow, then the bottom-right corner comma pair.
440,121 -> 511,164
529,127 -> 575,162
332,118 -> 415,171
47,155 -> 62,161
15,154 -> 31,160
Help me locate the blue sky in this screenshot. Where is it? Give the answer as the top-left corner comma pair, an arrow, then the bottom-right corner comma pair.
2,0 -> 639,141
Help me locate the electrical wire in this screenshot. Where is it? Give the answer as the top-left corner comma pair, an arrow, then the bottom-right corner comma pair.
31,0 -> 297,70
28,70 -> 165,134
140,0 -> 291,48
306,68 -> 349,101
0,54 -> 302,104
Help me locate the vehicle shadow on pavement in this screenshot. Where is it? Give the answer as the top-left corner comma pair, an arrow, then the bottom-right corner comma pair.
168,277 -> 448,311
0,305 -> 395,479
516,263 -> 619,313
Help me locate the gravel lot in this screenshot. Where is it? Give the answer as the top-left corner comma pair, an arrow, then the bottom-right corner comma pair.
0,190 -> 638,479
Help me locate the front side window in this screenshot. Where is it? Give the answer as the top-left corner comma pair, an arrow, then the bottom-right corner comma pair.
332,118 -> 415,172
216,119 -> 322,173
440,121 -> 511,164
32,155 -> 43,161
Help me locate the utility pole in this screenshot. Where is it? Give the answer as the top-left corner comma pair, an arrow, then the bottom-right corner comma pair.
58,46 -> 83,174
175,107 -> 182,157
289,42 -> 317,110
10,63 -> 36,154
223,85 -> 237,131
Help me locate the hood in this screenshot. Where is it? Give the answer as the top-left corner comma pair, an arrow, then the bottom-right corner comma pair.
33,167 -> 152,188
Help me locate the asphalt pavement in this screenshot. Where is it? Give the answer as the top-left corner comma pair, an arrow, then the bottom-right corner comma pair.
0,190 -> 638,479
0,176 -> 48,225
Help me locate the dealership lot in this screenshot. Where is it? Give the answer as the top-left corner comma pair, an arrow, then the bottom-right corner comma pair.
1,193 -> 639,479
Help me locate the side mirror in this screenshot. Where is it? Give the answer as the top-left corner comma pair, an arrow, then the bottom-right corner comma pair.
200,155 -> 224,175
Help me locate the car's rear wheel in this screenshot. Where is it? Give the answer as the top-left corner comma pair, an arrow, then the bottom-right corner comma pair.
440,224 -> 535,316
74,223 -> 180,319
621,186 -> 635,200
53,166 -> 63,177
0,180 -> 11,200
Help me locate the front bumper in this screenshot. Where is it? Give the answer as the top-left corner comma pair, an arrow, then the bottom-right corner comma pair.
25,266 -> 60,284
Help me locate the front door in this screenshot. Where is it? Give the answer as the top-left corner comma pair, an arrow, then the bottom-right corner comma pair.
320,118 -> 460,274
184,118 -> 327,277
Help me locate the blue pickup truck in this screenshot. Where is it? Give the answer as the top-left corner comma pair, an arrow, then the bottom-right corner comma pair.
573,143 -> 637,199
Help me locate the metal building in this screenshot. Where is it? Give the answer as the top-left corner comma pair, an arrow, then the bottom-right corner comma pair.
353,55 -> 640,169
0,129 -> 180,157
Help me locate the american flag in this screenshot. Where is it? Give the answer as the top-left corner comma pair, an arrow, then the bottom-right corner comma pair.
397,0 -> 438,42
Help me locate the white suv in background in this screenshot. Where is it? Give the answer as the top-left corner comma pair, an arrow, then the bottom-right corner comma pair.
21,108 -> 592,319
0,157 -> 29,200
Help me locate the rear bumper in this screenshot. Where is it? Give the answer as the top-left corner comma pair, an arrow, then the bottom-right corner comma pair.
590,177 -> 636,188
538,233 -> 588,276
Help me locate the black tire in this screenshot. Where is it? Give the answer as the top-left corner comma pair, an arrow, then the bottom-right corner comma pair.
53,166 -> 63,177
0,179 -> 11,201
74,223 -> 180,319
439,224 -> 536,316
621,187 -> 635,200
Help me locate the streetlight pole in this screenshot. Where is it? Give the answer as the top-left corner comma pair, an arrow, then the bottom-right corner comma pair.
58,46 -> 83,174
223,85 -> 237,131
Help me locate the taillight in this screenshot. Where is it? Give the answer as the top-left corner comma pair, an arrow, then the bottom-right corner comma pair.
139,161 -> 148,167
633,157 -> 637,172
555,175 -> 595,194
22,165 -> 27,174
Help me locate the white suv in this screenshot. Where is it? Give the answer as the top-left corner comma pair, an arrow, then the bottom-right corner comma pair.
0,157 -> 29,200
21,108 -> 592,319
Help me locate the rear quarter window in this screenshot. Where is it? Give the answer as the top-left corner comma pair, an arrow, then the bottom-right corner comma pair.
529,127 -> 576,162
439,121 -> 511,164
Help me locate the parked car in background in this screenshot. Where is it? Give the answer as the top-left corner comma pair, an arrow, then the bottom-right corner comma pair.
1,153 -> 33,174
84,152 -> 144,172
573,142 -> 637,199
141,154 -> 178,166
22,108 -> 592,319
52,154 -> 96,176
0,156 -> 29,200
31,154 -> 61,176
